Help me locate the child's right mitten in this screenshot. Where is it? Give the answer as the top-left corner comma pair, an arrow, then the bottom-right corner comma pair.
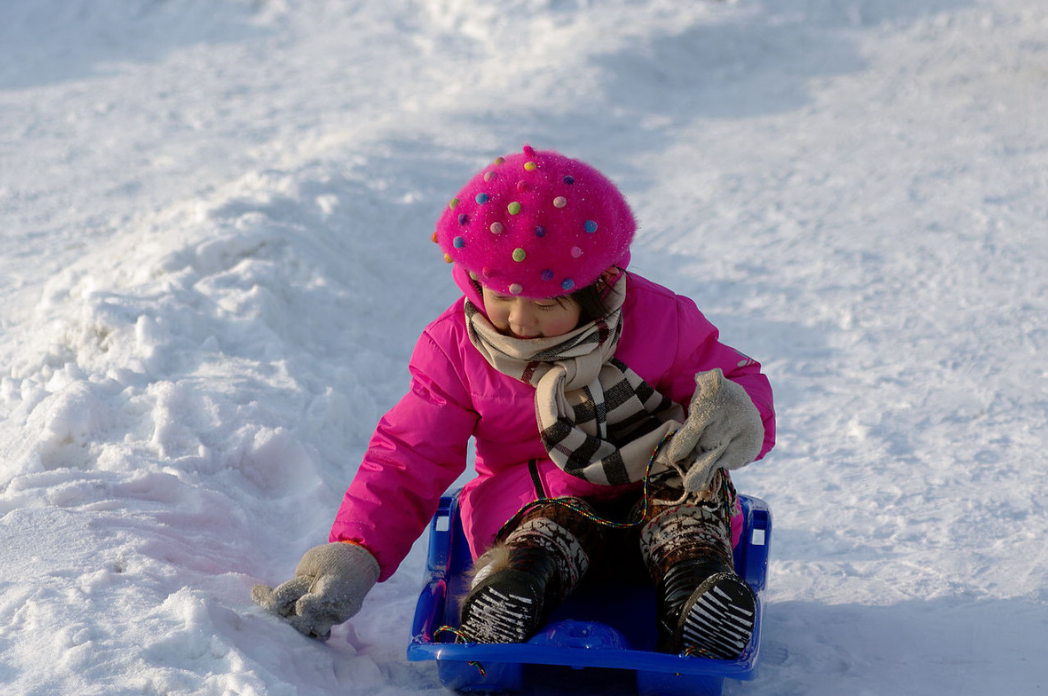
251,542 -> 379,640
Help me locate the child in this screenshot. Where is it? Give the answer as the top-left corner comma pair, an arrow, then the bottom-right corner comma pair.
252,146 -> 775,659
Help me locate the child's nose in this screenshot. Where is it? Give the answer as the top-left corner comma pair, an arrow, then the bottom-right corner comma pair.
509,302 -> 537,330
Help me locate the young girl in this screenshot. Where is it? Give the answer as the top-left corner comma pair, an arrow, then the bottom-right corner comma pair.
252,146 -> 775,659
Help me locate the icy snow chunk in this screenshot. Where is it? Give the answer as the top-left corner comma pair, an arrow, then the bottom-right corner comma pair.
27,381 -> 108,471
148,380 -> 207,461
231,425 -> 318,495
315,193 -> 339,215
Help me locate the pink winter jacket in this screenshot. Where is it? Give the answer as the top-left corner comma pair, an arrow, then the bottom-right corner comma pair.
330,272 -> 775,581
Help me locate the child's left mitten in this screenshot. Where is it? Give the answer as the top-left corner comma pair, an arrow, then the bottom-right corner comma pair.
664,369 -> 765,493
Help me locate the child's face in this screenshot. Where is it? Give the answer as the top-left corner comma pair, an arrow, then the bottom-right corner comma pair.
481,286 -> 582,339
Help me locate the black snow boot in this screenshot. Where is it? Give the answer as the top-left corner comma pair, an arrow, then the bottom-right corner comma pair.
459,498 -> 603,644
640,473 -> 756,659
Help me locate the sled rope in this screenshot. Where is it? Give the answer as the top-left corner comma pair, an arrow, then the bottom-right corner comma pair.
493,431 -> 738,540
433,626 -> 487,675
681,645 -> 719,659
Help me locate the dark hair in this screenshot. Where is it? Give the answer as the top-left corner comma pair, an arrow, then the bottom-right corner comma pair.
471,267 -> 624,326
555,267 -> 624,324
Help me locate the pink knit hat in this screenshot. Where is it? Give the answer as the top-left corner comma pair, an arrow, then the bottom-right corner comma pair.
435,145 -> 635,299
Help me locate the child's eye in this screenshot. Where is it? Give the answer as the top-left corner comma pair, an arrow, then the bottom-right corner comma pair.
536,303 -> 559,311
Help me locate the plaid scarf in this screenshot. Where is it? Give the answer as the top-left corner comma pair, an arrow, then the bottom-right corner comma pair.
464,282 -> 685,486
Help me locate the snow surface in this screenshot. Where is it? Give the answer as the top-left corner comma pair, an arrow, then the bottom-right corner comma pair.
1,0 -> 1046,694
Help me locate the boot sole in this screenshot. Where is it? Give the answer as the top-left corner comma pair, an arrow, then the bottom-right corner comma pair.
459,570 -> 544,644
675,572 -> 756,659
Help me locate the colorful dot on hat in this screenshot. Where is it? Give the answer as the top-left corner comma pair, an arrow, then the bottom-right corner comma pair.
431,232 -> 438,243
490,222 -> 504,234
524,161 -> 537,171
541,269 -> 554,281
453,236 -> 465,248
585,220 -> 598,233
458,213 -> 469,225
476,193 -> 489,204
563,176 -> 575,185
509,283 -> 523,295
444,253 -> 454,264
571,246 -> 583,258
507,202 -> 521,215
512,248 -> 526,262
517,181 -> 529,192
553,196 -> 567,208
494,156 -> 505,165
535,226 -> 546,237
484,171 -> 496,182
562,279 -> 575,291
482,267 -> 493,278
449,197 -> 459,209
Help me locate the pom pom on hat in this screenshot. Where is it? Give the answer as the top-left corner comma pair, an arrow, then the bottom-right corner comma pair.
435,145 -> 635,298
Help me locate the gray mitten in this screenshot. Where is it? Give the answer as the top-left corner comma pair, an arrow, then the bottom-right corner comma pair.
659,369 -> 765,493
251,542 -> 379,640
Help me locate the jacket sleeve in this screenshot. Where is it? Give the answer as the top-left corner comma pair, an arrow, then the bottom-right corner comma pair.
667,295 -> 776,460
329,328 -> 477,581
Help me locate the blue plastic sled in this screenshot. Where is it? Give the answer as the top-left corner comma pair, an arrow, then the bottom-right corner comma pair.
407,490 -> 772,696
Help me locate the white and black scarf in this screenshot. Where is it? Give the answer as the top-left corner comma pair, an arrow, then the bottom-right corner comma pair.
464,282 -> 685,486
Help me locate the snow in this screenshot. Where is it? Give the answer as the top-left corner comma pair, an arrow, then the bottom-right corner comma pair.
1,0 -> 1046,693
